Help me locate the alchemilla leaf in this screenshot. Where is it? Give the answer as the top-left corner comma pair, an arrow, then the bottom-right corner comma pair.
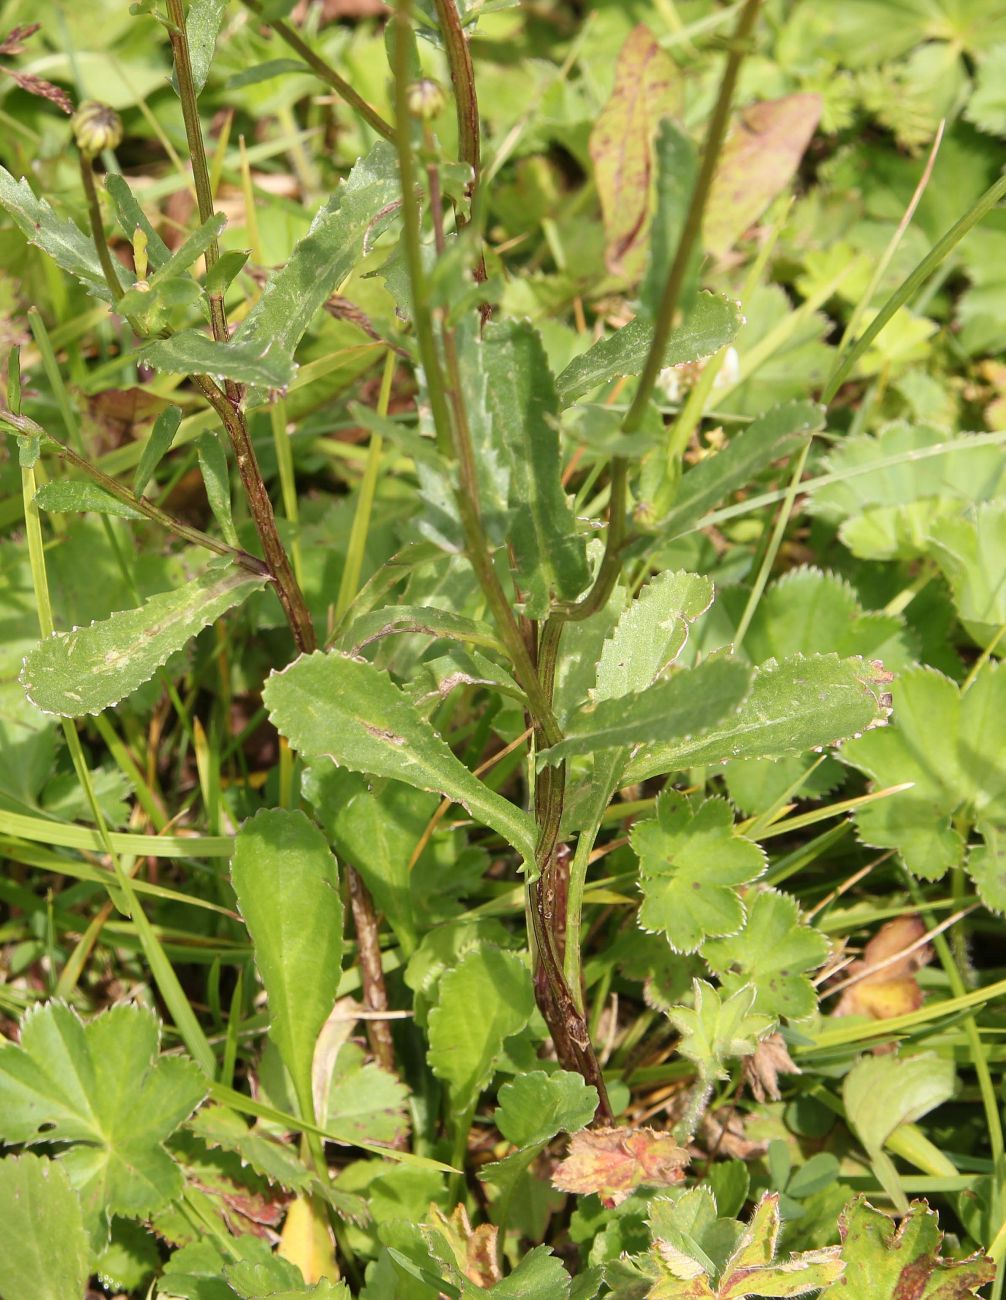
667,980 -> 774,1080
21,560 -> 267,717
632,791 -> 766,954
0,1002 -> 205,1246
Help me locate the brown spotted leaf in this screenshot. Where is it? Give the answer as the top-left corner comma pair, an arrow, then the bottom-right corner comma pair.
551,1126 -> 689,1207
819,1197 -> 995,1299
705,94 -> 822,257
589,25 -> 682,281
422,1205 -> 500,1290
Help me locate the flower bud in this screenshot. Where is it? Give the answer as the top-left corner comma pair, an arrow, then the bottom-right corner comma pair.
72,101 -> 123,156
406,79 -> 445,121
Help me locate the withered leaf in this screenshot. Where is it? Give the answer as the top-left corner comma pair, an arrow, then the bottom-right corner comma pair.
551,1125 -> 690,1207
835,914 -> 932,1021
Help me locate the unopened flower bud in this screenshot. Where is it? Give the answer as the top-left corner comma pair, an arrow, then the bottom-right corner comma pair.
72,101 -> 123,156
406,79 -> 445,121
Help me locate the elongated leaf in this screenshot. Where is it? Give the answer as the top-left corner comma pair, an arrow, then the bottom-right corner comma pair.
21,560 -> 267,716
705,95 -> 822,257
541,657 -> 752,766
134,405 -> 182,497
140,330 -> 293,388
196,432 -> 238,546
626,654 -> 891,783
642,118 -> 699,316
151,212 -> 227,282
0,165 -> 120,300
0,1155 -> 90,1300
660,400 -> 824,539
426,945 -> 534,1107
483,319 -> 589,614
234,142 -> 400,368
589,23 -> 682,280
337,604 -> 502,656
33,480 -> 143,520
231,809 -> 343,1126
556,292 -> 742,406
106,174 -> 172,272
186,0 -> 228,94
263,650 -> 537,863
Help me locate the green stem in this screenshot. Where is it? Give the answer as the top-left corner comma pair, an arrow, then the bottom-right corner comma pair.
239,0 -> 395,142
78,154 -> 125,303
431,0 -> 480,216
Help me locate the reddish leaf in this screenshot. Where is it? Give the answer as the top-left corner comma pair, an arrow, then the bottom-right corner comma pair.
551,1125 -> 690,1207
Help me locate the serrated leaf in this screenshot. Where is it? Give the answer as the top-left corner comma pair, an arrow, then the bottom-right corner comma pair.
844,1053 -> 955,1211
495,1070 -> 598,1149
234,142 -> 399,370
589,23 -> 682,281
701,890 -> 829,1020
263,650 -> 537,865
819,1196 -> 994,1299
928,501 -> 1006,645
231,809 -> 344,1126
426,945 -> 534,1108
140,330 -> 294,388
542,656 -> 752,767
0,164 -> 120,301
33,480 -> 144,519
0,1002 -> 206,1246
323,1042 -> 410,1147
841,665 -> 1006,881
552,1126 -> 689,1206
483,318 -> 589,614
187,1104 -> 314,1192
134,404 -> 182,496
0,1155 -> 90,1300
21,560 -> 267,717
633,792 -> 766,954
705,95 -> 822,257
667,980 -> 774,1080
660,401 -> 824,539
336,603 -> 502,656
595,571 -> 714,701
555,292 -> 742,406
626,653 -> 892,783
491,1246 -> 573,1297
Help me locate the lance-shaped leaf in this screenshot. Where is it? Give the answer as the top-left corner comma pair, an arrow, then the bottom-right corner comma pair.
140,330 -> 294,388
426,945 -> 534,1108
33,480 -> 144,520
0,165 -> 121,301
589,23 -> 682,281
184,0 -> 229,94
0,1155 -> 90,1300
234,142 -> 399,369
819,1196 -> 995,1300
625,653 -> 893,783
643,118 -> 700,316
660,400 -> 825,539
0,1002 -> 205,1248
263,650 -> 537,863
540,656 -> 752,767
106,174 -> 172,272
231,809 -> 343,1128
556,292 -> 742,406
336,604 -> 502,656
21,560 -> 268,717
483,319 -> 589,614
705,94 -> 823,257
633,792 -> 767,955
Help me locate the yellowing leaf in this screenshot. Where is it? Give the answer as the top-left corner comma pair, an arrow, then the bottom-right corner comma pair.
834,914 -> 933,1021
551,1126 -> 689,1206
705,95 -> 822,257
589,25 -> 682,280
277,1193 -> 340,1284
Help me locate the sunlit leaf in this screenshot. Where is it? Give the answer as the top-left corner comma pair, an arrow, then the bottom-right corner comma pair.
552,1126 -> 689,1207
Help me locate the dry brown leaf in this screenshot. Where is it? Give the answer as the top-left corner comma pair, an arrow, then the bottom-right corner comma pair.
699,1107 -> 768,1162
742,1031 -> 801,1103
705,93 -> 822,257
551,1125 -> 689,1207
835,915 -> 932,1021
423,1204 -> 500,1289
588,25 -> 682,281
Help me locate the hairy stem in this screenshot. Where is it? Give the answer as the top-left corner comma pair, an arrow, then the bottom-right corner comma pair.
165,0 -> 315,654
240,0 -> 395,142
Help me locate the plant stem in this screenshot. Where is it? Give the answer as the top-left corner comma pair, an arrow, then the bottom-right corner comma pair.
78,154 -> 125,303
164,0 -> 315,654
239,0 -> 395,142
431,0 -> 479,222
347,866 -> 396,1074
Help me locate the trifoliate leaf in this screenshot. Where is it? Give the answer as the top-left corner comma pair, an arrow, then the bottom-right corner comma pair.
701,889 -> 829,1020
0,1002 -> 205,1246
551,1127 -> 690,1207
632,792 -> 766,954
819,1196 -> 994,1299
667,981 -> 774,1081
